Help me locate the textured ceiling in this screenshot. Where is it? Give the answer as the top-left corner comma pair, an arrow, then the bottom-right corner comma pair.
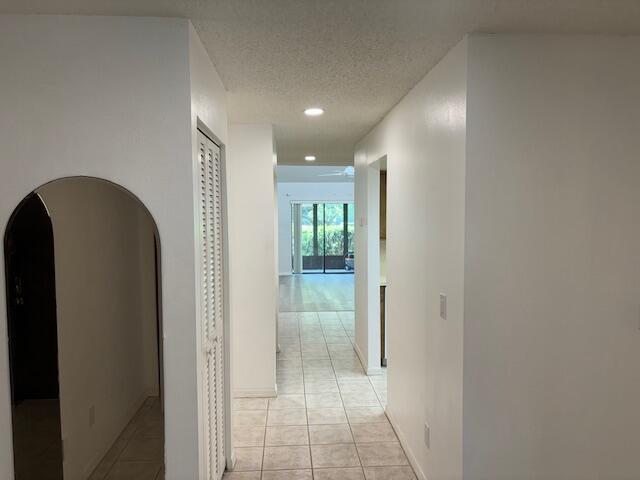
2,1 -> 640,165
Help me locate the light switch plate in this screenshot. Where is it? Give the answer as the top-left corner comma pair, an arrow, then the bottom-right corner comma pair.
440,294 -> 447,320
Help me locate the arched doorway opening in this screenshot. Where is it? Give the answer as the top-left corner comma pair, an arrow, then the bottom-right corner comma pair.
4,177 -> 164,480
5,193 -> 62,479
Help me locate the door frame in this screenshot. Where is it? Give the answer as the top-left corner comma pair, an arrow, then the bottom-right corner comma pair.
2,178 -> 167,478
354,154 -> 386,376
4,192 -> 64,479
4,192 -> 60,405
196,119 -> 234,472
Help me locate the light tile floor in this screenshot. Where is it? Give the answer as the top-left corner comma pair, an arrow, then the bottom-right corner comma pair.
227,311 -> 413,480
89,397 -> 164,480
279,275 -> 355,312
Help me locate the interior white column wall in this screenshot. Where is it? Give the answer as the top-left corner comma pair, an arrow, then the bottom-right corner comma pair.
227,124 -> 278,397
354,39 -> 468,480
353,150 -> 370,379
0,16 -> 228,479
463,34 -> 640,480
187,22 -> 231,477
356,33 -> 640,480
353,163 -> 382,375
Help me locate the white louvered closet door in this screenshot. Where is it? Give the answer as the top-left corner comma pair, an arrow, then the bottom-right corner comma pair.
198,130 -> 225,480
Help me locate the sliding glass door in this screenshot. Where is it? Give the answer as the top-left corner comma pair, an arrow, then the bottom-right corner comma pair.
300,203 -> 324,273
323,203 -> 347,273
292,202 -> 354,274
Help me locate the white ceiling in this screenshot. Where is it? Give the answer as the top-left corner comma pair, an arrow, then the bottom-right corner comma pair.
277,166 -> 354,183
3,1 -> 640,166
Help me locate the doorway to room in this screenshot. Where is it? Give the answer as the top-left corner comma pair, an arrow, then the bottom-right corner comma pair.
4,177 -> 164,480
5,193 -> 62,480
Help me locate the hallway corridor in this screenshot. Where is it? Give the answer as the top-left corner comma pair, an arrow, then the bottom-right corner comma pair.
227,310 -> 412,480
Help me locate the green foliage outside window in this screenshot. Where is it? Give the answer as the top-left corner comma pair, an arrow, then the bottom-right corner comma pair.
298,203 -> 355,258
301,225 -> 354,256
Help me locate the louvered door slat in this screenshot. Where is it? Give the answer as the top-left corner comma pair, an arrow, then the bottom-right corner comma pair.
212,146 -> 225,473
198,131 -> 225,480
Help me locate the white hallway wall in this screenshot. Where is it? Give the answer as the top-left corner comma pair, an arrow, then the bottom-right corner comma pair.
463,34 -> 640,480
227,124 -> 278,397
355,39 -> 467,480
0,16 -> 228,479
37,178 -> 158,480
356,34 -> 640,480
277,182 -> 354,275
188,21 -> 231,476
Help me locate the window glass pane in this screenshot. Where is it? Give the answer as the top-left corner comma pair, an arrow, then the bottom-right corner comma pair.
301,203 -> 324,272
291,203 -> 295,270
300,204 -> 314,257
323,203 -> 344,256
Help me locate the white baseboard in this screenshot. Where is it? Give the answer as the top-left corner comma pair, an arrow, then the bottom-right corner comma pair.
353,341 -> 384,376
234,385 -> 277,398
227,450 -> 237,472
84,391 -> 151,478
353,341 -> 367,368
385,407 -> 428,480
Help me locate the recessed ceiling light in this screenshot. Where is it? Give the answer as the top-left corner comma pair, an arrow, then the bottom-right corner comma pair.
305,155 -> 316,161
304,107 -> 324,117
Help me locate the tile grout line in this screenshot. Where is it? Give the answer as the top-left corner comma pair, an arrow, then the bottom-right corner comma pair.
341,310 -> 418,477
299,310 -> 313,479
269,308 -> 411,479
324,311 -> 367,478
259,396 -> 267,477
339,311 -> 368,479
97,401 -> 147,480
340,312 -> 416,476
